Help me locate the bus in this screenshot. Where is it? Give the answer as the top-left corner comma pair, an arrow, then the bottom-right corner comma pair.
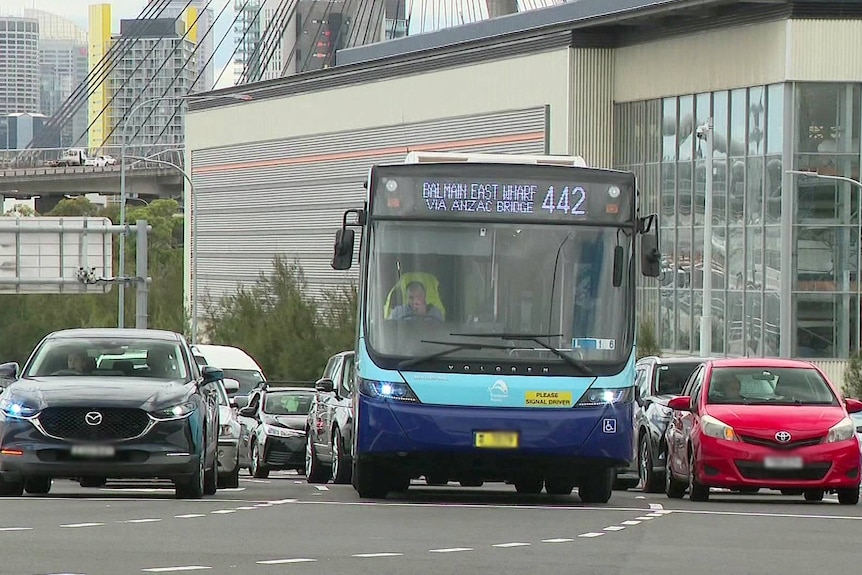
330,151 -> 661,502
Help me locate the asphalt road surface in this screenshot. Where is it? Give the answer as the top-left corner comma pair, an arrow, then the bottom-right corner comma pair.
2,472 -> 860,575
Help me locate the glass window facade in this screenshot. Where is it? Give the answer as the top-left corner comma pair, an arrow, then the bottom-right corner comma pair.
617,82 -> 862,359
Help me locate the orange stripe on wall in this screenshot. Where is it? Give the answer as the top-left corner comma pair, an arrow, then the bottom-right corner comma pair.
192,131 -> 546,175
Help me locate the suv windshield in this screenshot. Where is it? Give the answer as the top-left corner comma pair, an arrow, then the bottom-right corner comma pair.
26,338 -> 188,380
707,367 -> 838,406
655,363 -> 702,395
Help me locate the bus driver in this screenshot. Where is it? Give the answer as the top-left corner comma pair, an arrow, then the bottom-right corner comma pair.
390,281 -> 444,322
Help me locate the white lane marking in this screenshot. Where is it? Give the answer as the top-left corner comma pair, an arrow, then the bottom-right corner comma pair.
210,510 -> 236,514
620,520 -> 641,526
293,481 -> 304,484
122,519 -> 162,524
646,513 -> 664,517
269,499 -> 297,504
351,553 -> 403,558
235,506 -> 257,510
314,485 -> 329,491
578,532 -> 604,538
635,516 -> 654,520
492,542 -> 530,548
635,496 -> 645,499
61,523 -> 104,528
603,526 -> 626,531
284,499 -> 660,513
253,504 -> 272,508
429,547 -> 473,553
648,503 -> 664,510
0,527 -> 33,531
257,559 -> 317,565
542,538 -> 574,543
241,478 -> 271,483
216,488 -> 246,492
175,514 -> 206,519
142,567 -> 212,572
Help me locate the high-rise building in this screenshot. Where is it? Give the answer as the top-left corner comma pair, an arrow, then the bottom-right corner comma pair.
105,18 -> 197,152
88,4 -> 112,150
159,0 -> 216,91
0,16 -> 40,115
25,9 -> 88,148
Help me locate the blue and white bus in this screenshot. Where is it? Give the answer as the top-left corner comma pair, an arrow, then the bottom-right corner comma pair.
331,151 -> 660,502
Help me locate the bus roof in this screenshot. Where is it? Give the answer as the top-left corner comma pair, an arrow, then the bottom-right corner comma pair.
403,151 -> 588,168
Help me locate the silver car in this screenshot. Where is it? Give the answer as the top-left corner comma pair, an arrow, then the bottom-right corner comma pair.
216,378 -> 242,488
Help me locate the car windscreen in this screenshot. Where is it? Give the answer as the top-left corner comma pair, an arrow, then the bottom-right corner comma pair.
655,363 -> 701,395
706,366 -> 838,406
263,392 -> 313,415
26,338 -> 188,380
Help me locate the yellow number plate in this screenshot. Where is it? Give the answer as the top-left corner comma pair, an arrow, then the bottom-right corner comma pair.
474,431 -> 520,449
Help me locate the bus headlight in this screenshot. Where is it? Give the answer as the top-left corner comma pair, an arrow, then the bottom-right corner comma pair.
358,378 -> 420,403
575,387 -> 634,407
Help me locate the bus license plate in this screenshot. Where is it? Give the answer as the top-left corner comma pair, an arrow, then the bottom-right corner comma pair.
71,445 -> 116,458
474,431 -> 519,449
763,456 -> 803,469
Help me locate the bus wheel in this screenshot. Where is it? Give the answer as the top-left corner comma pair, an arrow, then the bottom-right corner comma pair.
354,459 -> 389,499
578,469 -> 613,504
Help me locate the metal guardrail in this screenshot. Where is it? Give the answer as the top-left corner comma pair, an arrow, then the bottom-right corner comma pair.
0,146 -> 184,173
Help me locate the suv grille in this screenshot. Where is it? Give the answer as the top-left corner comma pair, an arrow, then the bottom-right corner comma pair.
38,407 -> 151,441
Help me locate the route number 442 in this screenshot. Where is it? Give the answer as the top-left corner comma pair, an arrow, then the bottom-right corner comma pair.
541,186 -> 587,216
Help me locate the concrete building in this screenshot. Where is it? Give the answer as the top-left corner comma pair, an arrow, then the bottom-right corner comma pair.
25,9 -> 88,148
159,0 -> 217,92
88,4 -> 112,150
0,16 -> 40,116
186,0 -> 862,381
104,18 -> 197,152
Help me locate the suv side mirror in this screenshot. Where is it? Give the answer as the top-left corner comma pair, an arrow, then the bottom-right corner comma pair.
315,378 -> 335,393
238,405 -> 256,418
201,365 -> 225,384
222,378 -> 241,394
0,362 -> 19,380
232,395 -> 249,410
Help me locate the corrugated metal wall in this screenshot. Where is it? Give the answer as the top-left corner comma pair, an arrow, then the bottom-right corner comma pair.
570,48 -> 614,168
190,106 -> 548,313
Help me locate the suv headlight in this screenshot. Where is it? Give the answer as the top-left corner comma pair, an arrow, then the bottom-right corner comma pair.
151,401 -> 197,420
0,398 -> 39,419
701,414 -> 739,441
826,417 -> 855,443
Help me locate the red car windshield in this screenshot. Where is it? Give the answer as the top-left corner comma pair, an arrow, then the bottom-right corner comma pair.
706,367 -> 838,406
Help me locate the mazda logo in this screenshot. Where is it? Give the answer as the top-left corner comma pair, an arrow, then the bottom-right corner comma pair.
775,431 -> 792,443
85,411 -> 103,426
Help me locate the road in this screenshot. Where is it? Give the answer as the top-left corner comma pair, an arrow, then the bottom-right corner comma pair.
1,473 -> 860,574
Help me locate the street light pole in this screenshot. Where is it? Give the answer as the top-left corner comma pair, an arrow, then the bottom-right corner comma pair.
698,118 -> 714,357
788,170 -> 862,353
117,92 -> 251,329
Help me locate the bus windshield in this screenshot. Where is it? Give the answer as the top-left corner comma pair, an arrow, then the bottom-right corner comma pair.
364,220 -> 632,370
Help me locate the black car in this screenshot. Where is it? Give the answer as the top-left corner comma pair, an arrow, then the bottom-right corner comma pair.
615,355 -> 709,492
237,386 -> 314,478
0,328 -> 222,499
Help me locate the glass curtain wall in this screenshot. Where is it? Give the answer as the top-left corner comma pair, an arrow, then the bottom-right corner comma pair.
616,85 -> 784,357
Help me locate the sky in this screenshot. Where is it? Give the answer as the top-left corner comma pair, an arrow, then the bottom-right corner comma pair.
3,0 -> 236,88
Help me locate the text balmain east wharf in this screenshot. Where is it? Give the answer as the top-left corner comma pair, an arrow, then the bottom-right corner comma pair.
422,182 -> 537,213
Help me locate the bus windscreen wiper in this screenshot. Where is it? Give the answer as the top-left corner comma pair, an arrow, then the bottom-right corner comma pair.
449,332 -> 593,375
397,340 -> 515,369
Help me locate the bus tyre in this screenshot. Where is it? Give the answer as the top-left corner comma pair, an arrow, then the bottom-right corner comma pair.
354,459 -> 389,499
578,468 -> 612,504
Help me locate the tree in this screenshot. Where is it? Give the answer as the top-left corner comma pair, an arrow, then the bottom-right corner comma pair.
3,204 -> 38,217
47,197 -> 102,217
844,351 -> 862,399
637,317 -> 661,359
203,255 -> 356,381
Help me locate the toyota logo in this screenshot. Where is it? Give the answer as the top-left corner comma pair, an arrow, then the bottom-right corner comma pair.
85,411 -> 103,426
775,431 -> 792,443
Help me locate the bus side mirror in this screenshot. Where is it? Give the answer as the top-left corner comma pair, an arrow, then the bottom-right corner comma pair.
640,233 -> 661,278
331,228 -> 355,270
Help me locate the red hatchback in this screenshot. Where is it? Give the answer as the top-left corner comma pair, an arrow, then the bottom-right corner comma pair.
664,358 -> 862,505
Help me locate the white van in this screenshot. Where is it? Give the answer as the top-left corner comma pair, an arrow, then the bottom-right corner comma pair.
191,344 -> 266,397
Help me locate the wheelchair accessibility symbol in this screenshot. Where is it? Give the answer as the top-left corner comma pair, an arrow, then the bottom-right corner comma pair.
602,418 -> 617,434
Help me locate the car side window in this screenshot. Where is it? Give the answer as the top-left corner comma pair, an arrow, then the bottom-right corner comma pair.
339,355 -> 355,396
323,356 -> 338,380
690,368 -> 706,407
636,366 -> 650,400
